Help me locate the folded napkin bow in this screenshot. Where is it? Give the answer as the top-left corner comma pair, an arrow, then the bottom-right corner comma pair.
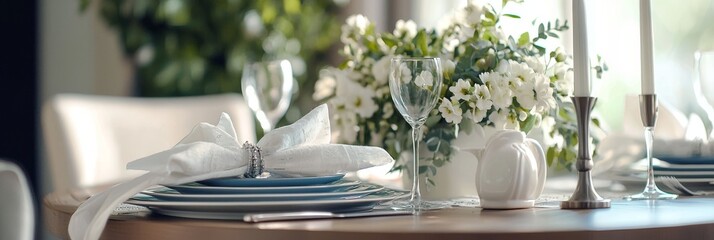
69,104 -> 393,240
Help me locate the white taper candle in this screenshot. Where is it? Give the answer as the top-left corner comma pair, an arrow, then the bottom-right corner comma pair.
573,0 -> 590,97
640,0 -> 655,94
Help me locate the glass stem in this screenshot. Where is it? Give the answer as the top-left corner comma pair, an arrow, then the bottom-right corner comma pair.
644,126 -> 657,192
410,124 -> 423,207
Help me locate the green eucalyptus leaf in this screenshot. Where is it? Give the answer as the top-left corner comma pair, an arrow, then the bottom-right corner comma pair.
426,137 -> 441,151
415,30 -> 428,56
425,114 -> 442,127
533,44 -> 546,55
433,158 -> 445,167
437,141 -> 451,155
546,146 -> 556,166
459,118 -> 474,134
520,114 -> 536,133
485,9 -> 496,21
517,32 -> 530,47
418,165 -> 429,174
382,36 -> 398,47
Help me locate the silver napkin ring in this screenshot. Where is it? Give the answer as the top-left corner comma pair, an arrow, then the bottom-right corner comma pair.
242,142 -> 264,178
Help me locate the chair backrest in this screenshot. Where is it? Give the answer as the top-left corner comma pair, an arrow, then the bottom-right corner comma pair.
42,93 -> 256,191
0,160 -> 34,240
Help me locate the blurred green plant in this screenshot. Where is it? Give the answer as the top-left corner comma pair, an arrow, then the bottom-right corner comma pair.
80,0 -> 343,121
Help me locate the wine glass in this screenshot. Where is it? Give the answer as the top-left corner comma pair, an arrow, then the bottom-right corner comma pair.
388,57 -> 444,213
626,125 -> 678,200
241,59 -> 294,133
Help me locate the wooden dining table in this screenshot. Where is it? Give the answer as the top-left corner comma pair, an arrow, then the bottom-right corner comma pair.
44,183 -> 714,240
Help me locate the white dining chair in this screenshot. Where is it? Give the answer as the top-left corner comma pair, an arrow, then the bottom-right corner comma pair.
0,160 -> 35,240
42,93 -> 256,191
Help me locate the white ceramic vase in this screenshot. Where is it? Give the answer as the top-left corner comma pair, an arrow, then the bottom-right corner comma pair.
472,130 -> 547,209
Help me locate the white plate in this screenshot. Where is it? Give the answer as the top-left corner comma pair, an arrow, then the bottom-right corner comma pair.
607,171 -> 714,183
167,180 -> 360,194
127,189 -> 409,213
142,184 -> 383,202
150,205 -> 379,220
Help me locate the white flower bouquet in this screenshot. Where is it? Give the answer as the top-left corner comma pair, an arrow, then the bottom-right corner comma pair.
313,0 -> 605,182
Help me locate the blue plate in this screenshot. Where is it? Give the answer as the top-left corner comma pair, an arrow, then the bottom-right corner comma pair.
653,166 -> 714,172
198,174 -> 345,187
658,156 -> 714,165
167,180 -> 360,194
142,184 -> 383,202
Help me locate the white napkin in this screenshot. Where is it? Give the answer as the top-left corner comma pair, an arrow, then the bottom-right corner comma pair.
68,104 -> 393,240
596,95 -> 714,174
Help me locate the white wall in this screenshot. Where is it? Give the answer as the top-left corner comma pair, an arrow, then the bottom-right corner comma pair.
40,0 -> 133,103
39,1 -> 133,238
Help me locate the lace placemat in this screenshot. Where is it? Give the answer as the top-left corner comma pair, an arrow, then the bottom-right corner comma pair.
431,192 -> 633,208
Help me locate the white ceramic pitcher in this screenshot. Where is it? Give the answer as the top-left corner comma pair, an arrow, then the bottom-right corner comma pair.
468,129 -> 546,209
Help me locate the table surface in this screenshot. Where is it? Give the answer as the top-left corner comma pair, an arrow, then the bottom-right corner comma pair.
44,185 -> 714,240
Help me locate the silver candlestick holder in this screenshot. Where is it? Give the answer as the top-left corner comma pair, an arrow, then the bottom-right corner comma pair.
561,96 -> 611,209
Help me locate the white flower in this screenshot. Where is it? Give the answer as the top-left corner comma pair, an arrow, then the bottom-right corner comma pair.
472,84 -> 493,110
460,0 -> 484,26
313,68 -> 338,101
553,47 -> 567,62
533,74 -> 556,111
490,27 -> 508,42
504,113 -> 520,130
466,102 -> 488,123
541,116 -> 564,148
524,56 -> 545,74
517,109 -> 528,121
414,71 -> 433,88
383,102 -> 394,119
449,78 -> 471,101
394,19 -> 418,39
479,71 -> 500,86
488,109 -> 509,129
334,75 -> 379,118
375,86 -> 391,99
342,14 -> 370,39
456,25 -> 475,42
439,98 -> 463,124
496,59 -> 510,73
479,71 -> 512,110
514,81 -> 537,110
371,56 -> 391,84
504,60 -> 535,83
376,38 -> 396,55
443,37 -> 460,52
552,62 -> 574,95
442,58 -> 456,74
489,85 -> 512,110
352,92 -> 379,118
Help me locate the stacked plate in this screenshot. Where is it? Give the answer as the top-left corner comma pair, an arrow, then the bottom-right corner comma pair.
126,174 -> 408,220
608,157 -> 714,188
